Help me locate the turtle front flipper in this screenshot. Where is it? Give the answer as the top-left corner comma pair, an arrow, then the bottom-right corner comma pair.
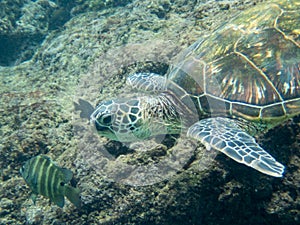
126,73 -> 167,92
187,117 -> 285,177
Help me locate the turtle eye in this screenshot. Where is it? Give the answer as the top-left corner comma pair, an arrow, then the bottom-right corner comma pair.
99,114 -> 113,126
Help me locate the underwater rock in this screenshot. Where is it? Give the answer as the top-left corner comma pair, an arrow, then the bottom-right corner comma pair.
0,0 -> 299,224
0,0 -> 57,66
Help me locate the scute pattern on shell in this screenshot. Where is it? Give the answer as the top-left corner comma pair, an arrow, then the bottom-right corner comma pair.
168,0 -> 300,121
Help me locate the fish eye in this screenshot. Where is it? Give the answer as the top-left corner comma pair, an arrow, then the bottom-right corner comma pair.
99,114 -> 113,126
60,182 -> 65,186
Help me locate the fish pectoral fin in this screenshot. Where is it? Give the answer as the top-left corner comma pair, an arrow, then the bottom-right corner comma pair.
52,195 -> 65,208
61,168 -> 73,182
65,185 -> 81,208
30,193 -> 37,205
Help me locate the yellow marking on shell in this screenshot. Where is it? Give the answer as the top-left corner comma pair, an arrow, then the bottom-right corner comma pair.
234,24 -> 244,31
283,82 -> 290,94
275,51 -> 283,70
238,82 -> 244,93
231,79 -> 238,95
247,17 -> 259,31
211,64 -> 222,74
223,44 -> 231,53
253,42 -> 264,47
290,85 -> 296,95
253,53 -> 262,59
255,83 -> 264,102
233,32 -> 284,103
273,5 -> 300,48
265,50 -> 272,58
292,29 -> 300,35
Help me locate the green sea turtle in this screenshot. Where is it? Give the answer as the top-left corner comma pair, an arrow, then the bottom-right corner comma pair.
90,0 -> 300,177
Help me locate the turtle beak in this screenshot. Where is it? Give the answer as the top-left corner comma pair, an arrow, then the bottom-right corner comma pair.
90,108 -> 118,140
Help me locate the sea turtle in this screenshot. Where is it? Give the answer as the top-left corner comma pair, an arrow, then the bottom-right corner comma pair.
90,0 -> 300,177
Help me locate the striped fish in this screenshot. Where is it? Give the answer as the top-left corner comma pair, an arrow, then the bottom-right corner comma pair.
20,155 -> 81,208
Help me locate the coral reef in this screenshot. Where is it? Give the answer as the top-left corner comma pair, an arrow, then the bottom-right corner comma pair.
0,0 -> 299,224
0,0 -> 58,66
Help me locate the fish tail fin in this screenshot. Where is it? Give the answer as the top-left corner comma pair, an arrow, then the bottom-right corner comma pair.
65,185 -> 81,208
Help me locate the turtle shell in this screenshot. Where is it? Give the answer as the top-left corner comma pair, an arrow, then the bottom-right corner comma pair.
168,0 -> 300,122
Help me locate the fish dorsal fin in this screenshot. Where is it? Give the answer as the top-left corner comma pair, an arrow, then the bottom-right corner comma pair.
39,154 -> 51,160
61,168 -> 73,182
52,195 -> 65,208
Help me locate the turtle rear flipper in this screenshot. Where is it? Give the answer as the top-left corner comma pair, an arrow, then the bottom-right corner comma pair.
187,117 -> 285,177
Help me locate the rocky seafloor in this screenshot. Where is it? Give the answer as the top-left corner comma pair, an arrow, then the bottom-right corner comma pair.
0,0 -> 299,224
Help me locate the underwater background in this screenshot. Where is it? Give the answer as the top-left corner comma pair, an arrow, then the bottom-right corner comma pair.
0,0 -> 299,224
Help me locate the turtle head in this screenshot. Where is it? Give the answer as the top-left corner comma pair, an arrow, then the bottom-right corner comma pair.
90,95 -> 183,142
90,98 -> 151,142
